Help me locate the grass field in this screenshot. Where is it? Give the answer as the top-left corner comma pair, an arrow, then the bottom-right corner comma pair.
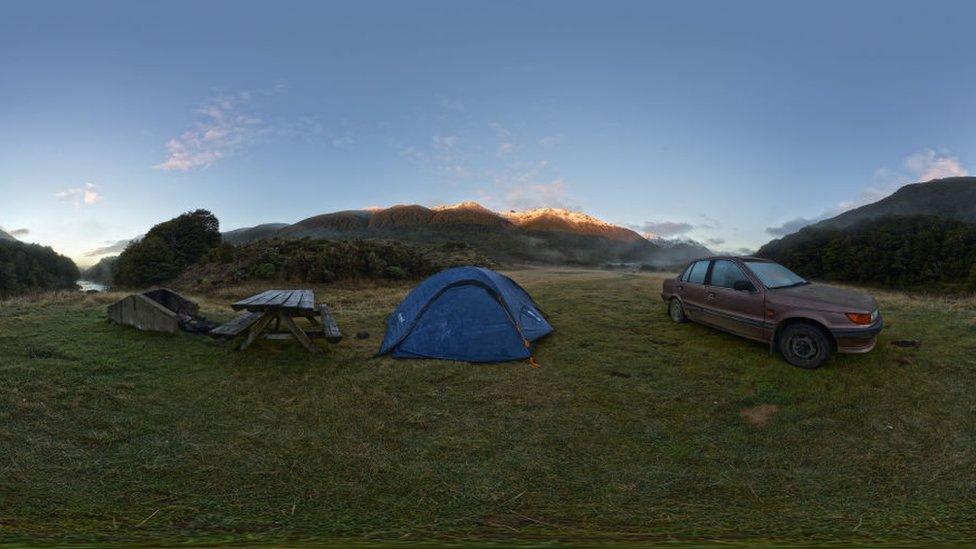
1,269 -> 975,545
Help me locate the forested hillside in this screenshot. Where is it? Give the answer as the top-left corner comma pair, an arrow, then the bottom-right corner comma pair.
0,240 -> 79,295
757,214 -> 976,292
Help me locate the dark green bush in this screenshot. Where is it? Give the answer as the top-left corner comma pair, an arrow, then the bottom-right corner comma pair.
251,263 -> 277,279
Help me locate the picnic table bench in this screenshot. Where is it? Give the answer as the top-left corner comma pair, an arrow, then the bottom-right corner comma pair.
210,289 -> 341,353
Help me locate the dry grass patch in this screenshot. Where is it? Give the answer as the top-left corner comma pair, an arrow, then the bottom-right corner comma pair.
739,404 -> 780,427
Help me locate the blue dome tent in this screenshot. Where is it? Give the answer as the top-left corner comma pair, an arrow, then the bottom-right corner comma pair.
378,267 -> 552,362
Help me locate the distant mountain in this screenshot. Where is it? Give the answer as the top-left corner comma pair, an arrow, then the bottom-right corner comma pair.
647,237 -> 714,265
222,223 -> 289,245
0,228 -> 18,241
80,255 -> 118,286
226,202 -> 710,268
813,176 -> 976,230
503,207 -> 645,242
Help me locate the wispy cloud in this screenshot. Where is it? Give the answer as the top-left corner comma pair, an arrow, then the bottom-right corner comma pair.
539,134 -> 565,147
765,216 -> 821,237
504,179 -> 577,210
9,228 -> 29,237
766,149 -> 969,238
631,220 -> 694,238
155,92 -> 262,171
396,110 -> 573,211
904,149 -> 968,181
84,235 -> 142,257
859,149 -> 968,209
490,122 -> 516,156
56,183 -> 102,206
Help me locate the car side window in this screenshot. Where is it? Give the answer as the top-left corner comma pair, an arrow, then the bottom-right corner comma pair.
686,260 -> 709,284
680,264 -> 694,282
709,260 -> 749,289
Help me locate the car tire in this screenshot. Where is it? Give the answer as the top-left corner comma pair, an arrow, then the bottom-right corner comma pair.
668,298 -> 688,323
778,323 -> 831,369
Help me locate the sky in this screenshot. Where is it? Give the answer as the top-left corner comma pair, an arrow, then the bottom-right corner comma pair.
2,0 -> 975,266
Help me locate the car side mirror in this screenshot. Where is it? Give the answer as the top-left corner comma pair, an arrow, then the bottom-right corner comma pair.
733,280 -> 756,292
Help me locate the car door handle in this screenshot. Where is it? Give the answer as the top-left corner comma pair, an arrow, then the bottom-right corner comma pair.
706,292 -> 716,300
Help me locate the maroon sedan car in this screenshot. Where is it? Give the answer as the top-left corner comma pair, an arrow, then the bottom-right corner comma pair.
661,257 -> 882,368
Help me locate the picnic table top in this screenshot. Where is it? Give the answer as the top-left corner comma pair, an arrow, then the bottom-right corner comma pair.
232,289 -> 315,313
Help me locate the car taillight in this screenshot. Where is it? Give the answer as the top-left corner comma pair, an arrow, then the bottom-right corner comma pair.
845,312 -> 872,325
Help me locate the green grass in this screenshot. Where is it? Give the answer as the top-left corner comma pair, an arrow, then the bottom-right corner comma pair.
1,269 -> 975,545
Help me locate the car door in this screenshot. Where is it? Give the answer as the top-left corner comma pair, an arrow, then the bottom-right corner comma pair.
701,259 -> 767,341
678,259 -> 711,322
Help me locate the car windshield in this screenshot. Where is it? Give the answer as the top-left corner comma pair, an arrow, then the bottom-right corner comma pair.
744,260 -> 808,289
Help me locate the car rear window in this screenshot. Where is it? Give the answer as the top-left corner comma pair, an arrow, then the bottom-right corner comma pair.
686,260 -> 709,284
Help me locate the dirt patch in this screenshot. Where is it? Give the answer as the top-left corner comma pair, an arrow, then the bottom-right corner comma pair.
890,339 -> 921,348
740,404 -> 780,427
609,370 -> 631,378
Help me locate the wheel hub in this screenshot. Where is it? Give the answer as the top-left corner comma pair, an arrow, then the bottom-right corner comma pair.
790,334 -> 818,360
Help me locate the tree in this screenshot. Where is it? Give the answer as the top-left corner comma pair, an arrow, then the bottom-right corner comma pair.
112,210 -> 221,288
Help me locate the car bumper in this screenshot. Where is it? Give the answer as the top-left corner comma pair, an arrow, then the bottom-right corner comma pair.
831,314 -> 883,354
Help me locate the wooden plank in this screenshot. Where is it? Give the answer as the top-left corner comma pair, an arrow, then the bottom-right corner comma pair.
263,330 -> 328,340
232,289 -> 276,307
318,303 -> 342,343
233,290 -> 294,311
282,290 -> 306,310
238,312 -> 276,351
232,290 -> 282,311
298,290 -> 315,312
209,311 -> 263,338
279,313 -> 319,354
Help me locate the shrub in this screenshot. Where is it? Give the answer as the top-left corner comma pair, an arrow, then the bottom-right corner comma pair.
251,263 -> 277,279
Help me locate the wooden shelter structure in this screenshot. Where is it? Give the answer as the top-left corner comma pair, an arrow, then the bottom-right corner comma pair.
107,288 -> 199,333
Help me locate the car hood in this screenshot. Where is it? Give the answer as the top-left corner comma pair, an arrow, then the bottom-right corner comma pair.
768,283 -> 877,312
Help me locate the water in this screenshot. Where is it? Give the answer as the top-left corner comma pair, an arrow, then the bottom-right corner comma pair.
77,280 -> 108,292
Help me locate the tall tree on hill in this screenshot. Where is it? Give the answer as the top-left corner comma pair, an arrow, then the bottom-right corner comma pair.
113,210 -> 221,288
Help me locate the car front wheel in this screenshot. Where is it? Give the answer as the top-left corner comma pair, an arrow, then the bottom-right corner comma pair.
778,323 -> 831,369
668,298 -> 688,323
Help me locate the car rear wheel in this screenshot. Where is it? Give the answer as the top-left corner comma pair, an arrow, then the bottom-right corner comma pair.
668,298 -> 688,323
779,323 -> 830,369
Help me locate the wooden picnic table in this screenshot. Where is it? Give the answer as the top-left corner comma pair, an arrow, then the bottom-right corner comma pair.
209,289 -> 342,353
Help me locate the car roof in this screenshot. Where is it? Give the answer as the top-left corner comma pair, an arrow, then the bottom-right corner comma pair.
692,255 -> 771,262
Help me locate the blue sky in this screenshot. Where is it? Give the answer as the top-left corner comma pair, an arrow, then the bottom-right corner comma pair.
2,0 -> 975,265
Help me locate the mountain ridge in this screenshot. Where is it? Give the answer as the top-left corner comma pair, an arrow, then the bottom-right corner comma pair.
224,202 -> 709,267
812,176 -> 976,230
